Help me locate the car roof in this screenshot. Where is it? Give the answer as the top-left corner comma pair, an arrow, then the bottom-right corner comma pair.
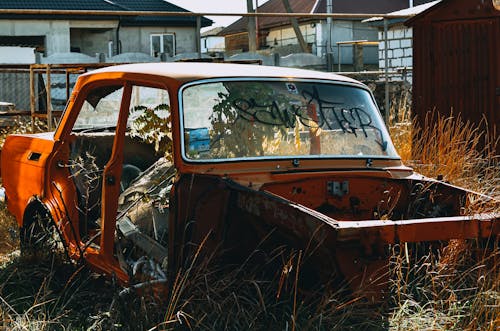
87,62 -> 362,85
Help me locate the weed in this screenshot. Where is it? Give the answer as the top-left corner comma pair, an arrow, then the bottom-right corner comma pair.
388,112 -> 499,331
0,206 -> 17,264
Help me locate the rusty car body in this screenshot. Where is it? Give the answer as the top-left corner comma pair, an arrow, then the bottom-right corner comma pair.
0,63 -> 498,296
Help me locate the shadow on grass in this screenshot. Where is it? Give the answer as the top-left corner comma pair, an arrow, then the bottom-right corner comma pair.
0,252 -> 392,331
0,255 -> 170,330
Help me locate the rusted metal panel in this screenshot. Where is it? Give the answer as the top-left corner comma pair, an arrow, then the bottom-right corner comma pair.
409,0 -> 500,154
336,214 -> 500,244
171,172 -> 498,290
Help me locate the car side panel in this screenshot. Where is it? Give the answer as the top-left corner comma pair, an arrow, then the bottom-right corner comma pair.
1,134 -> 55,223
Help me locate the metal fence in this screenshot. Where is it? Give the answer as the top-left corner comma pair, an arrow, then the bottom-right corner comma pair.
0,63 -> 124,130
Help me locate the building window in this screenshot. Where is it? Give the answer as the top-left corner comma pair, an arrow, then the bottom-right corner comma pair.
150,34 -> 175,57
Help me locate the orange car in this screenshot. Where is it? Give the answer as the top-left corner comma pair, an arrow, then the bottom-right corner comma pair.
0,63 -> 498,295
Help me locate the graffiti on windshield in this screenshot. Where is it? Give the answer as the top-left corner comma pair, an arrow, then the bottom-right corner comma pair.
231,86 -> 387,151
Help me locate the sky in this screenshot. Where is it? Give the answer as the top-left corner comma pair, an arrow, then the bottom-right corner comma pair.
166,0 -> 270,28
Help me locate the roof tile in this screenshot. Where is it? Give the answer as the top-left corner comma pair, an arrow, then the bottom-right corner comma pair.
0,0 -> 212,27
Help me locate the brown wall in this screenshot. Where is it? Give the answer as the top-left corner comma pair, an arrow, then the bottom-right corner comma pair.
409,0 -> 500,153
225,33 -> 249,53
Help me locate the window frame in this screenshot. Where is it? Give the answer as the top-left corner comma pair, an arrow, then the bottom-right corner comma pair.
150,33 -> 176,57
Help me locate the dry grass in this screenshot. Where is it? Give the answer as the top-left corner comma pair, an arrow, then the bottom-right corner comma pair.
0,207 -> 17,264
388,108 -> 499,331
154,243 -> 388,330
388,239 -> 499,331
0,255 -> 125,330
410,114 -> 498,193
390,105 -> 499,193
0,118 -> 47,147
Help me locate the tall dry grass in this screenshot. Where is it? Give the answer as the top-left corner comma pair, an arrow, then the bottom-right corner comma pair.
156,243 -> 388,330
388,103 -> 499,331
0,118 -> 47,147
0,255 -> 125,330
410,114 -> 498,195
389,240 -> 499,331
0,207 -> 17,265
389,97 -> 499,194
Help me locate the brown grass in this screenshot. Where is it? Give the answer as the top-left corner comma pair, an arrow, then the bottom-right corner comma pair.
411,114 -> 498,190
389,239 -> 499,331
388,111 -> 499,331
156,244 -> 387,330
0,207 -> 17,264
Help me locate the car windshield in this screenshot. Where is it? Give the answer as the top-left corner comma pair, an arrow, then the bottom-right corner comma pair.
181,79 -> 398,161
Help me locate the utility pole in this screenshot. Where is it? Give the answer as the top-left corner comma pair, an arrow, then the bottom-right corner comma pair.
327,0 -> 333,53
247,0 -> 257,52
196,16 -> 201,58
281,0 -> 308,52
326,0 -> 334,71
255,0 -> 259,49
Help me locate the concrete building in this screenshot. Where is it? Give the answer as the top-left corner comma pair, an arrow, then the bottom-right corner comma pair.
0,0 -> 211,60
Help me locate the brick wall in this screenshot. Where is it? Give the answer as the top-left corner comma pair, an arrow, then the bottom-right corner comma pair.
378,23 -> 413,82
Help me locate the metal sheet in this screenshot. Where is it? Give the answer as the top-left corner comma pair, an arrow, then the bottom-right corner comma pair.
410,0 -> 500,154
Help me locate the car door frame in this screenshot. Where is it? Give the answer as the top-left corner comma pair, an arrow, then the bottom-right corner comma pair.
48,72 -> 178,283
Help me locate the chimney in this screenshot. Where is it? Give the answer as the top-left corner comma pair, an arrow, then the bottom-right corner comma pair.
409,0 -> 414,7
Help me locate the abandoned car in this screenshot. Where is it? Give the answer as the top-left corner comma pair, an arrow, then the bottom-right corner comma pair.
0,63 -> 498,296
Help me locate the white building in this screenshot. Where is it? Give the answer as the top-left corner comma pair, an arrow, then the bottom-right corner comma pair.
365,1 -> 441,81
201,27 -> 225,54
